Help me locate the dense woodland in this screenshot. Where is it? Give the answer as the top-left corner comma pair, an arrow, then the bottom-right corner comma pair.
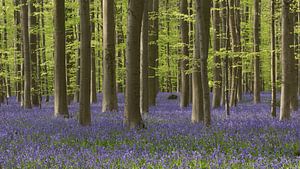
0,0 -> 300,167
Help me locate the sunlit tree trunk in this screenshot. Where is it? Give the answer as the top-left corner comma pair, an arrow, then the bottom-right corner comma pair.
124,0 -> 144,129
21,0 -> 32,109
102,0 -> 118,112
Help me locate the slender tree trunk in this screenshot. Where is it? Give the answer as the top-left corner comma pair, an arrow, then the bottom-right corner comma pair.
14,0 -> 22,102
41,0 -> 49,102
212,0 -> 222,108
21,0 -> 32,109
124,0 -> 144,129
180,0 -> 189,108
253,0 -> 261,104
79,0 -> 91,126
102,0 -> 118,112
271,0 -> 276,117
191,38 -> 204,123
166,0 -> 172,93
54,0 -> 69,117
280,0 -> 294,120
90,0 -> 97,103
141,0 -> 149,115
29,0 -> 39,106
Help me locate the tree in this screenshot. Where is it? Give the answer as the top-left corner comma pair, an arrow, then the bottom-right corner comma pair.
192,23 -> 203,123
141,0 -> 149,115
29,0 -> 39,106
102,0 -> 118,112
148,0 -> 159,106
253,0 -> 261,104
271,0 -> 276,117
21,0 -> 31,109
54,0 -> 69,118
196,0 -> 211,126
90,0 -> 97,103
14,0 -> 22,102
124,0 -> 144,129
280,0 -> 294,120
212,0 -> 222,108
180,0 -> 189,108
79,0 -> 91,126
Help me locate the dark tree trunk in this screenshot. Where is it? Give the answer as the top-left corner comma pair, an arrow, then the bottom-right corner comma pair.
271,0 -> 276,117
124,0 -> 144,129
212,0 -> 222,108
79,0 -> 91,126
14,0 -> 22,102
54,0 -> 69,117
180,0 -> 189,108
141,0 -> 149,115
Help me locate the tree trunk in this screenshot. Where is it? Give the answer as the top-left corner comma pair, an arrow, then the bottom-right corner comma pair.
148,0 -> 159,106
41,0 -> 49,102
253,0 -> 261,104
21,0 -> 32,109
14,0 -> 22,102
212,0 -> 222,108
124,0 -> 144,129
54,0 -> 69,117
102,0 -> 118,112
90,0 -> 97,103
29,0 -> 39,106
271,0 -> 276,117
79,0 -> 91,126
280,0 -> 294,120
180,0 -> 189,108
141,0 -> 149,115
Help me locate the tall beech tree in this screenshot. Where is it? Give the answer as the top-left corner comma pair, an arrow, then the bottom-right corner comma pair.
21,0 -> 31,109
79,0 -> 91,126
253,0 -> 261,104
124,0 -> 144,129
29,0 -> 39,106
14,0 -> 22,102
102,0 -> 118,112
280,0 -> 294,120
180,0 -> 189,108
212,0 -> 222,108
54,0 -> 69,117
271,0 -> 276,117
141,0 -> 149,115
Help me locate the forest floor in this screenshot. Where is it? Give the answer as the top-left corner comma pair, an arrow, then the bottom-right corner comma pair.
0,93 -> 299,168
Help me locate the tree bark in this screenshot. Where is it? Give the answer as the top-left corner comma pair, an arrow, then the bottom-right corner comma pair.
29,0 -> 39,106
90,0 -> 97,103
141,0 -> 149,115
280,0 -> 294,120
124,0 -> 144,129
102,0 -> 118,112
180,0 -> 189,108
253,0 -> 261,104
79,0 -> 91,126
212,0 -> 222,108
21,0 -> 32,109
54,0 -> 69,117
14,0 -> 22,102
271,0 -> 276,117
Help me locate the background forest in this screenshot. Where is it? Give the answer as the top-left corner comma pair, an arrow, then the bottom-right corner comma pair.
0,0 -> 300,168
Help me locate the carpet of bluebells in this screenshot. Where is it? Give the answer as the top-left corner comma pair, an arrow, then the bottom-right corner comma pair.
0,93 -> 300,168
